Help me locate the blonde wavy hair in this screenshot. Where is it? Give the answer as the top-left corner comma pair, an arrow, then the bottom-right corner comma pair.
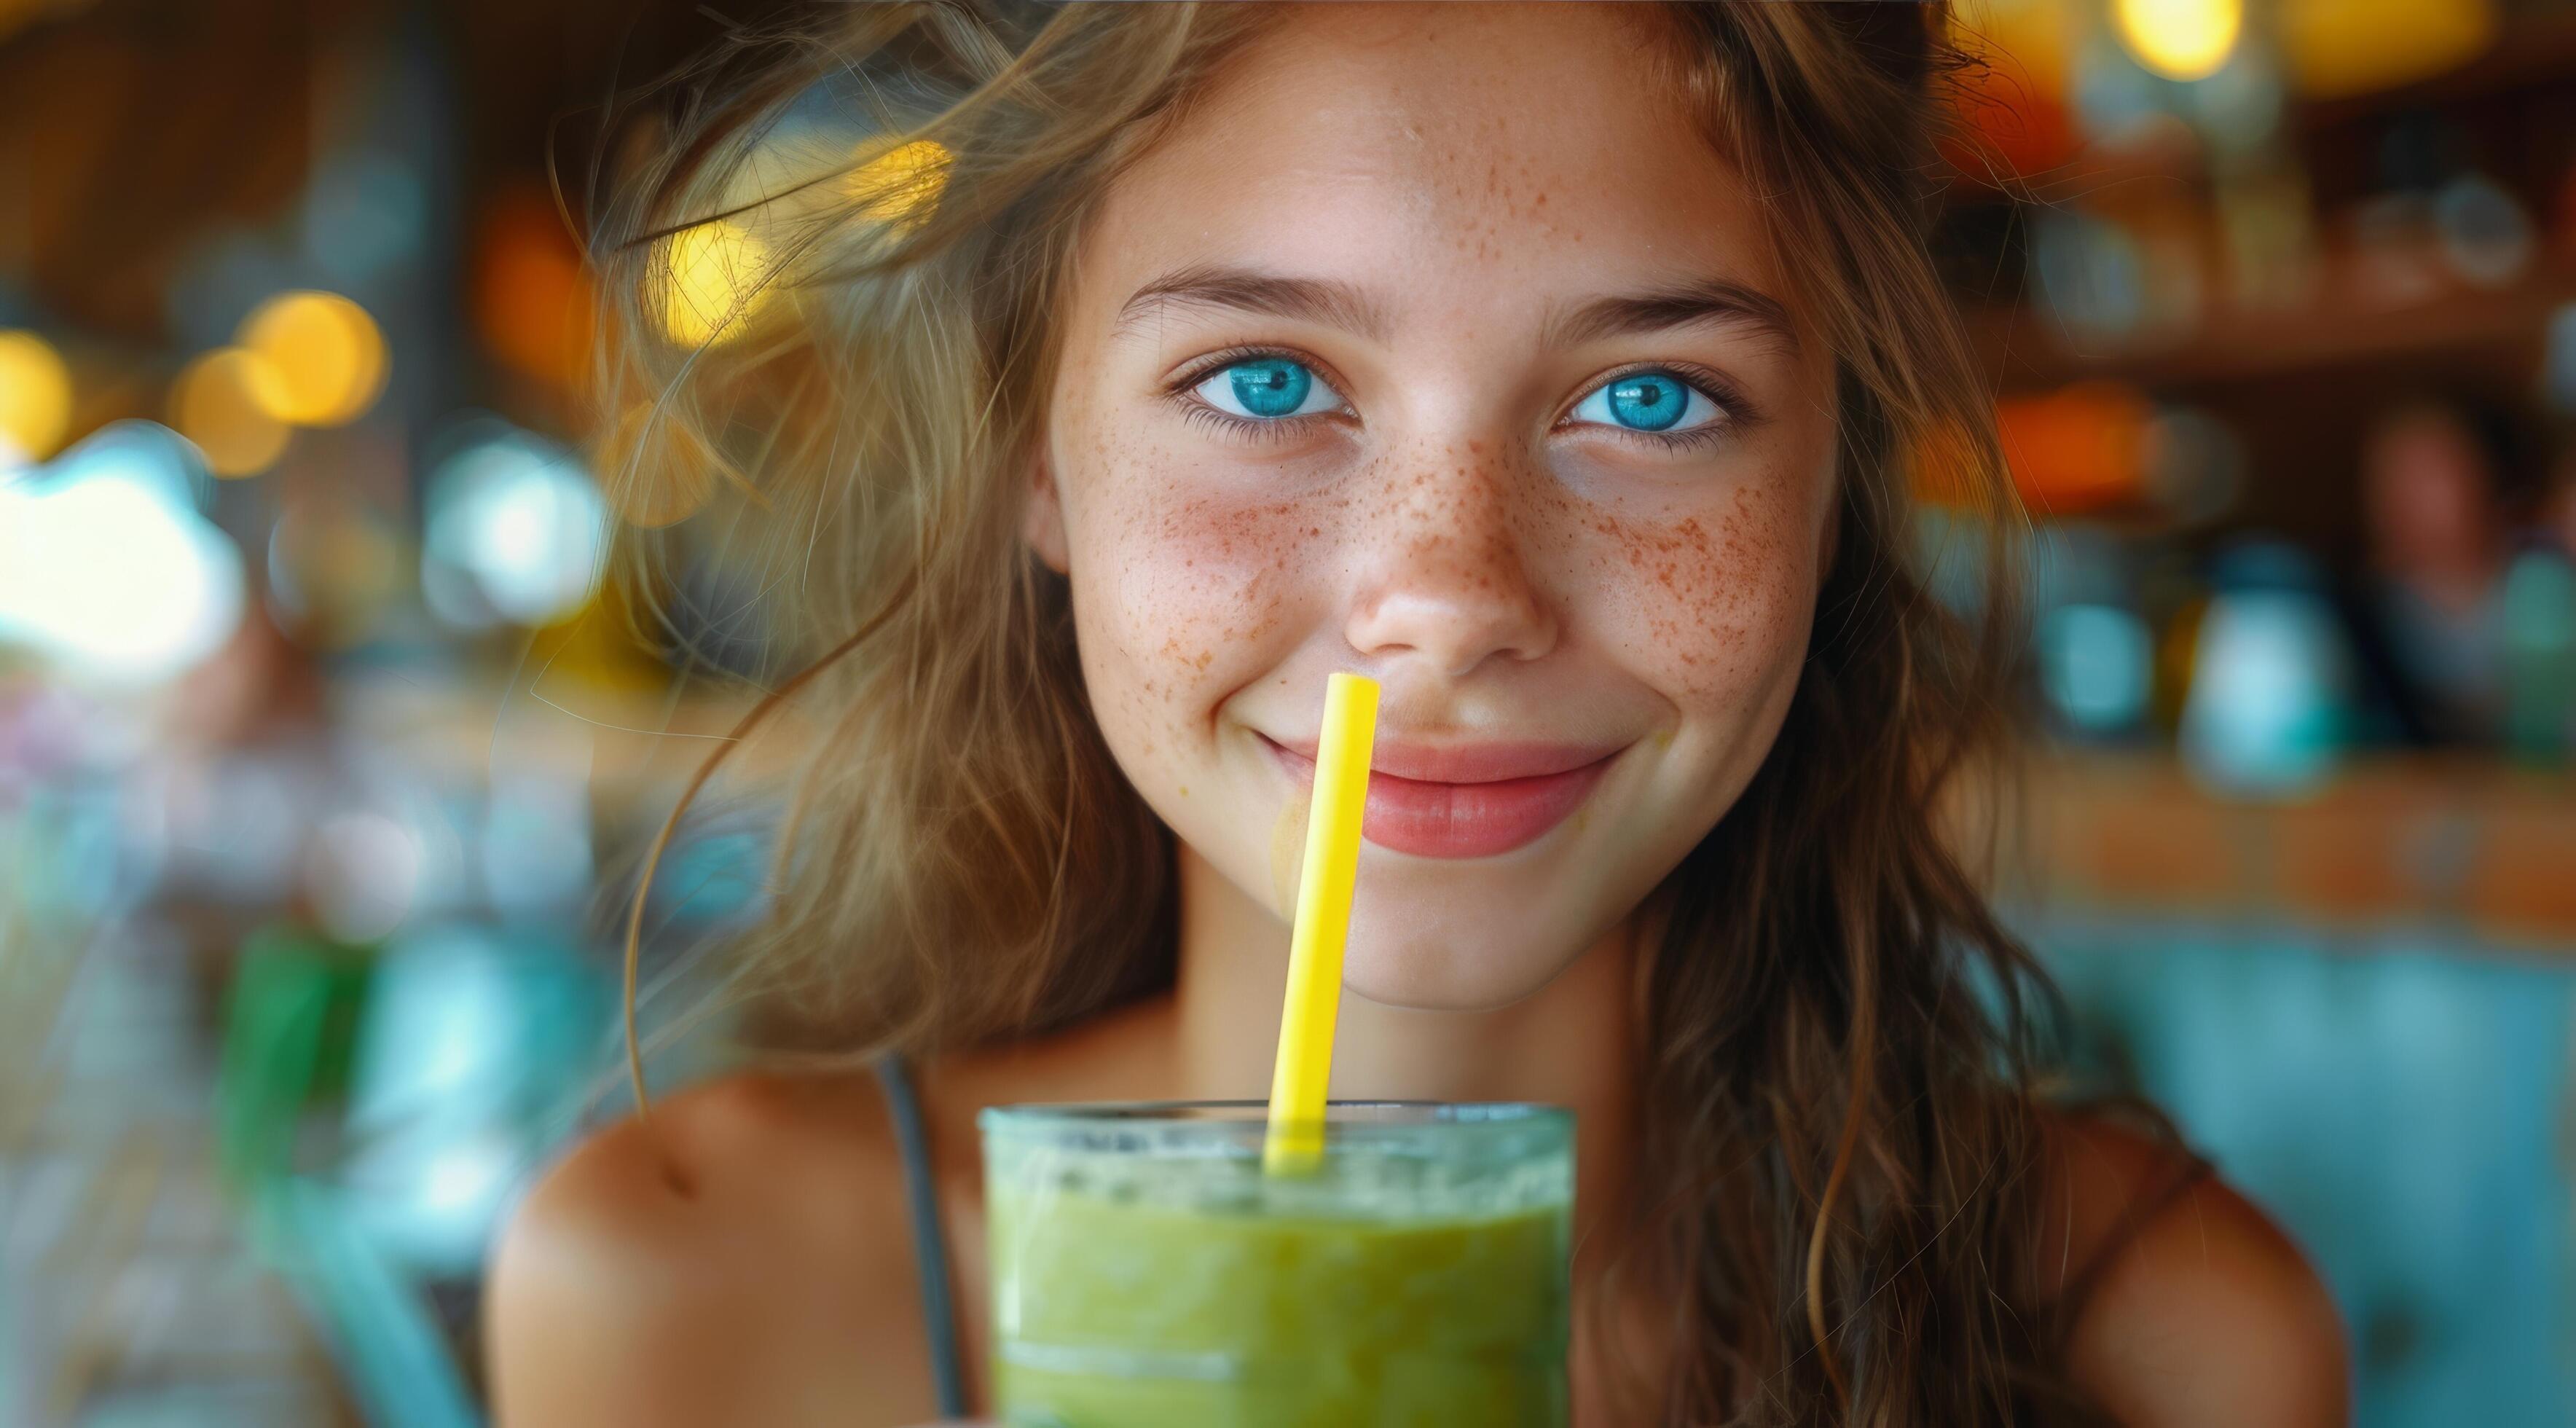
592,4 -> 2098,1423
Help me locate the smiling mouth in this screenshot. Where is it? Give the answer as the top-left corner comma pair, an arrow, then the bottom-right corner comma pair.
1261,734 -> 1624,860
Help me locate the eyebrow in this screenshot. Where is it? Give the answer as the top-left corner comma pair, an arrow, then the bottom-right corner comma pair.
1111,262 -> 1800,355
1540,278 -> 1801,353
1114,264 -> 1394,344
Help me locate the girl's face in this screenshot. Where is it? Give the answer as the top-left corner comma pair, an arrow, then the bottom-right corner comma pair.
1031,4 -> 1840,1010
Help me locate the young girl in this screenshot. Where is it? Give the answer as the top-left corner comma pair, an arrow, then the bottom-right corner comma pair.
488,5 -> 2348,1424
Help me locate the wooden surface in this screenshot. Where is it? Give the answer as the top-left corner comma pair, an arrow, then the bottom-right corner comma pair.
1998,753 -> 2576,949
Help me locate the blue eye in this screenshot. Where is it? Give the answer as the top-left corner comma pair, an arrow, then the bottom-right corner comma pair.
1569,371 -> 1720,435
1193,358 -> 1343,420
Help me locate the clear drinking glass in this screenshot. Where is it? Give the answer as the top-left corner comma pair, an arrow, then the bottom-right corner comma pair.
980,1100 -> 1574,1428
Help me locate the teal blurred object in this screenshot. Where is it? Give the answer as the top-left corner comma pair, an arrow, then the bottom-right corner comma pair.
213,921 -> 608,1428
2031,523 -> 2154,741
217,925 -> 484,1427
2180,589 -> 2353,793
216,923 -> 376,1188
338,923 -> 607,1274
259,1180 -> 482,1428
2040,603 -> 2154,737
2181,544 -> 2357,795
2499,549 -> 2576,764
2035,916 -> 2576,1428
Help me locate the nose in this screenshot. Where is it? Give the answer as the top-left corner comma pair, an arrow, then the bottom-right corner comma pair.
1343,445 -> 1558,679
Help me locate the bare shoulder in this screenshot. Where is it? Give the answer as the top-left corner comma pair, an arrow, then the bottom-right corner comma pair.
484,1071 -> 942,1428
2043,1113 -> 2352,1428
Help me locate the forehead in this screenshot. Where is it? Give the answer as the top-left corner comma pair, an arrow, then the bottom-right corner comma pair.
1080,4 -> 1784,326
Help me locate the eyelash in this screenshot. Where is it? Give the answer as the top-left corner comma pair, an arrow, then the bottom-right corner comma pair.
1177,401 -> 1316,447
1164,345 -> 1347,447
1162,348 -> 1754,452
1559,361 -> 1754,452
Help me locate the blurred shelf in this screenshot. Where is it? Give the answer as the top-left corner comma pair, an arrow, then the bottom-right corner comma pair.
1969,256 -> 2576,393
1999,753 -> 2576,950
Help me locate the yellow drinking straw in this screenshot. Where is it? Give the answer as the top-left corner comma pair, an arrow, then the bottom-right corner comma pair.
1264,670 -> 1381,1174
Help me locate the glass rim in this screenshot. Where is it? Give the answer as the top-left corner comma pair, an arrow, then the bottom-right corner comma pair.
979,1098 -> 1571,1135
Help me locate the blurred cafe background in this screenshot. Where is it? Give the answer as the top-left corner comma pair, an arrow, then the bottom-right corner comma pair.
1,0 -> 2572,1423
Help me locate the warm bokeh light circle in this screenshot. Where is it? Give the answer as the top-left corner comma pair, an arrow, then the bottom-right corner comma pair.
2113,0 -> 2242,82
0,329 -> 73,464
237,290 -> 389,427
847,138 -> 951,227
172,348 -> 294,476
659,220 -> 774,349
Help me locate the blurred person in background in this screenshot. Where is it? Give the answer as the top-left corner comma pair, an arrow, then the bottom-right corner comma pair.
2358,396 -> 2529,745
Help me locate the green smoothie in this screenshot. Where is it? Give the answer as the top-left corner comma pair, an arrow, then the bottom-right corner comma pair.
981,1102 -> 1573,1428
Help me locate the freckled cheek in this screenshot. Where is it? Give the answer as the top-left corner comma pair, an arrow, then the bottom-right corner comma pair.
1631,573 -> 1807,708
1679,566 -> 1815,712
1573,503 -> 1820,709
1071,497 -> 1308,745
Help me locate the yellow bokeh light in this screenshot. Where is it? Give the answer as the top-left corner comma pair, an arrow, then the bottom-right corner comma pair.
2113,0 -> 2242,82
237,290 -> 388,427
0,329 -> 72,463
172,348 -> 293,477
660,220 -> 774,349
847,139 -> 951,229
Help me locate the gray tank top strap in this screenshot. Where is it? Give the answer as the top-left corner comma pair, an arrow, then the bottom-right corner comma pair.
872,1053 -> 970,1419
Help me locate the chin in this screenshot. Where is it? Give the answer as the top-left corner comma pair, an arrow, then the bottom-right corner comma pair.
1339,925 -> 1578,1013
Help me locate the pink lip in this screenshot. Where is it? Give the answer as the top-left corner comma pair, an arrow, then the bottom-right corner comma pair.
1263,734 -> 1623,860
